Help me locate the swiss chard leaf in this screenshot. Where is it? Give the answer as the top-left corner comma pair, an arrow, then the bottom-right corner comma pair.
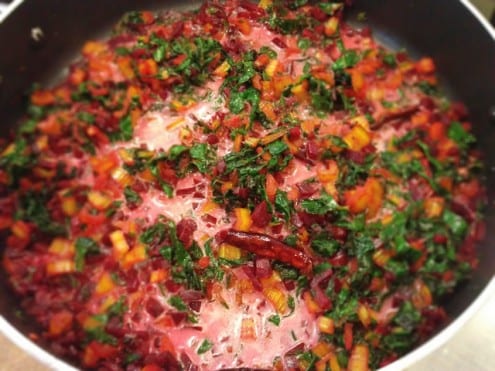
124,186 -> 143,205
197,339 -> 214,354
190,143 -> 216,174
229,88 -> 260,115
168,295 -> 188,311
275,190 -> 292,222
447,121 -> 475,150
311,233 -> 340,257
75,237 -> 100,271
332,50 -> 361,71
300,192 -> 346,215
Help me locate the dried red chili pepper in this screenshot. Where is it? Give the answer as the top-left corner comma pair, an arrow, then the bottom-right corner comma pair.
216,229 -> 313,275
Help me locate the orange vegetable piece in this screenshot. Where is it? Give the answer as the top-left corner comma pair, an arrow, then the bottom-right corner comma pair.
31,90 -> 55,106
347,344 -> 370,371
344,177 -> 384,218
137,58 -> 158,77
49,310 -> 73,337
234,208 -> 253,232
265,173 -> 278,202
344,323 -> 354,351
416,57 -> 436,74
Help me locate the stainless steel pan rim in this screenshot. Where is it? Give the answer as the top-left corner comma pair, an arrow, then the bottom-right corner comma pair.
0,0 -> 494,370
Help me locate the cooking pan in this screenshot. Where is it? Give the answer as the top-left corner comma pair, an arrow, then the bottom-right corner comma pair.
0,0 -> 494,369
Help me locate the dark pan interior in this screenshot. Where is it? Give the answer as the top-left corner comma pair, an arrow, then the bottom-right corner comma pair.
0,0 -> 494,368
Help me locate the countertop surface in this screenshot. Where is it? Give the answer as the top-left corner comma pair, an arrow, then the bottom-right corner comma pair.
0,0 -> 494,370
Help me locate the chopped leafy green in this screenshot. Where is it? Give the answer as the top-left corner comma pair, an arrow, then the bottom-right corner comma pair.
190,143 -> 216,174
197,339 -> 214,354
268,314 -> 281,326
275,190 -> 292,221
311,233 -> 340,257
332,50 -> 361,71
77,111 -> 96,124
168,144 -> 189,161
140,221 -> 167,245
443,210 -> 468,239
301,192 -> 345,215
168,295 -> 188,311
16,192 -> 66,235
75,237 -> 100,271
330,288 -> 358,322
124,186 -> 143,205
229,88 -> 260,115
448,121 -> 476,150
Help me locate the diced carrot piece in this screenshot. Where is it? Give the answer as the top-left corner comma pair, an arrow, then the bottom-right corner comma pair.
263,287 -> 288,314
82,41 -> 107,56
110,230 -> 130,260
235,18 -> 252,35
372,249 -> 393,268
312,341 -> 332,358
234,208 -> 253,232
150,268 -> 169,283
233,133 -> 243,152
315,359 -> 329,371
344,177 -> 383,218
213,60 -> 231,77
416,57 -> 435,74
329,352 -> 341,371
423,197 -> 445,218
324,17 -> 340,36
344,323 -> 353,351
140,11 -> 155,24
343,125 -> 371,151
122,244 -> 147,268
61,196 -> 78,216
290,80 -> 309,102
116,56 -> 135,79
137,58 -> 158,77
347,344 -> 370,371
87,191 -> 113,211
69,67 -> 87,86
349,115 -> 370,131
11,220 -> 30,240
317,315 -> 335,334
351,71 -> 365,92
259,101 -> 277,122
272,75 -> 293,97
89,152 -> 119,175
46,259 -> 76,276
428,122 -> 446,141
412,279 -> 433,310
303,291 -> 322,314
31,89 -> 56,106
49,310 -> 73,336
48,238 -> 75,257
265,59 -> 280,78
357,304 -> 372,327
95,272 -> 115,295
265,174 -> 278,202
317,160 -> 339,183
218,243 -> 242,261
301,119 -> 318,135
111,167 -> 133,187
312,71 -> 335,86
